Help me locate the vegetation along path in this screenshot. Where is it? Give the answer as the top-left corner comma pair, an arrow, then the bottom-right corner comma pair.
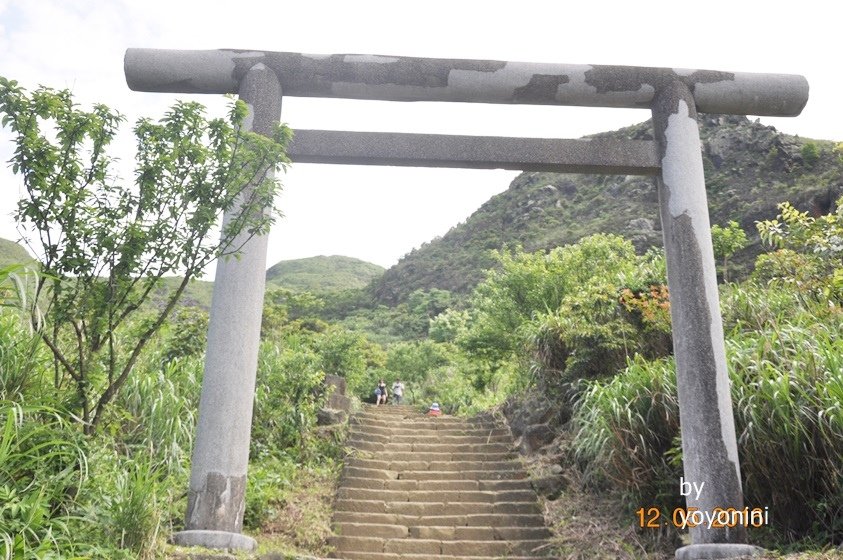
330,404 -> 559,559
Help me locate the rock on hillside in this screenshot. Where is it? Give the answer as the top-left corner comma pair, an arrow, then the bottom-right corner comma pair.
372,116 -> 842,305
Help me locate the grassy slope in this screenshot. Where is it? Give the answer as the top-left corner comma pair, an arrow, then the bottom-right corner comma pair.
266,255 -> 384,293
0,238 -> 380,310
149,256 -> 384,311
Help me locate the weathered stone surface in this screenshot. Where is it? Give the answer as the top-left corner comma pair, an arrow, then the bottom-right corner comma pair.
522,423 -> 556,454
627,217 -> 655,232
170,529 -> 255,552
530,474 -> 569,501
287,130 -> 660,175
316,408 -> 347,426
174,63 -> 282,550
504,396 -> 555,440
652,80 -> 746,546
125,48 -> 809,117
323,374 -> 347,395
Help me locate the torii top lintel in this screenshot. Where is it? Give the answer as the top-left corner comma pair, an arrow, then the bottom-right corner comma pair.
124,48 -> 808,117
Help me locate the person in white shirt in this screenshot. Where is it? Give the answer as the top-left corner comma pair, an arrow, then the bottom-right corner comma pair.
391,379 -> 405,405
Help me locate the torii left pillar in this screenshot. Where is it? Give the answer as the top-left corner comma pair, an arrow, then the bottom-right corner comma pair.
171,64 -> 281,551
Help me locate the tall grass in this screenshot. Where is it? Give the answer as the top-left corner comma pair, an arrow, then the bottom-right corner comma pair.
572,356 -> 681,508
80,446 -> 165,560
729,319 -> 842,540
573,303 -> 842,542
116,354 -> 202,477
0,402 -> 88,559
251,338 -> 325,461
0,316 -> 47,402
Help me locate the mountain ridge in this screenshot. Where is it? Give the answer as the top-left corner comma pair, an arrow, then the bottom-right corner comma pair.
0,241 -> 383,309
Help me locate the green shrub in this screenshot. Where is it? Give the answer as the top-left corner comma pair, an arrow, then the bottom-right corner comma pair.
161,307 -> 209,363
384,340 -> 456,404
251,337 -> 325,460
801,141 -> 820,167
244,454 -> 297,530
756,197 -> 843,304
312,327 -> 380,399
456,235 -> 671,398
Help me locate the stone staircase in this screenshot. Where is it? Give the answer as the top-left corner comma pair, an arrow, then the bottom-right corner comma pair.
329,404 -> 558,559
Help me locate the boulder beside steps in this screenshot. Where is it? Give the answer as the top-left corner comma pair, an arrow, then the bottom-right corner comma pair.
329,404 -> 558,559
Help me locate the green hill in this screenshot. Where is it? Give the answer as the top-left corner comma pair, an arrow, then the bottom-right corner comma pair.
149,256 -> 383,311
0,237 -> 34,269
0,236 -> 380,310
266,255 -> 385,293
372,115 -> 843,304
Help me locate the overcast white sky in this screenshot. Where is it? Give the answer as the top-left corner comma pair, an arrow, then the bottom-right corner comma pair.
0,0 -> 838,269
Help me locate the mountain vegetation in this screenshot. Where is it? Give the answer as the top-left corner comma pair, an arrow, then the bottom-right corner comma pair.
1,75 -> 839,559
373,115 -> 843,304
0,237 -> 33,268
266,255 -> 384,292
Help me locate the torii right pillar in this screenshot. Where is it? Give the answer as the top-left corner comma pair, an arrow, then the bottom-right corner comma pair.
653,79 -> 759,559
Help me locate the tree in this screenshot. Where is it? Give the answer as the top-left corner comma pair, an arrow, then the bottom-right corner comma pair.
711,220 -> 748,283
800,141 -> 820,167
0,78 -> 291,433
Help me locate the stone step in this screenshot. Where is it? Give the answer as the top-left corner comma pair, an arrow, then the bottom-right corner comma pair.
360,410 -> 418,418
334,499 -> 542,516
340,476 -> 532,492
348,430 -> 512,444
347,457 -> 524,472
342,466 -> 528,481
347,440 -> 512,454
334,521 -> 552,540
332,511 -> 548,528
334,554 -> 559,560
346,451 -> 516,463
332,408 -> 556,559
337,487 -> 539,504
350,423 -> 504,435
327,535 -> 554,556
357,424 -> 511,437
352,416 -> 500,430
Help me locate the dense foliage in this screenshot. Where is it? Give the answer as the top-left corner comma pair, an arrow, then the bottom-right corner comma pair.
0,78 -> 292,433
571,200 -> 842,545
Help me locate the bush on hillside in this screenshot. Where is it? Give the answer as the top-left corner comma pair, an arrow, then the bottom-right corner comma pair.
573,291 -> 842,542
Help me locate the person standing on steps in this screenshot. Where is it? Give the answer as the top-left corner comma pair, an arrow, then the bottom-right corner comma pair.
391,379 -> 405,405
374,379 -> 388,405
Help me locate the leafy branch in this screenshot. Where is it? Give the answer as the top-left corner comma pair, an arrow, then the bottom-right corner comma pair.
0,77 -> 292,433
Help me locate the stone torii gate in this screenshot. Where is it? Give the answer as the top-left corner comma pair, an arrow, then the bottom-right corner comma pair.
124,49 -> 808,559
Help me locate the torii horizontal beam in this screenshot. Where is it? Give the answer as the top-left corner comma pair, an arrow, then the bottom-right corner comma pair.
287,130 -> 660,174
124,48 -> 808,117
